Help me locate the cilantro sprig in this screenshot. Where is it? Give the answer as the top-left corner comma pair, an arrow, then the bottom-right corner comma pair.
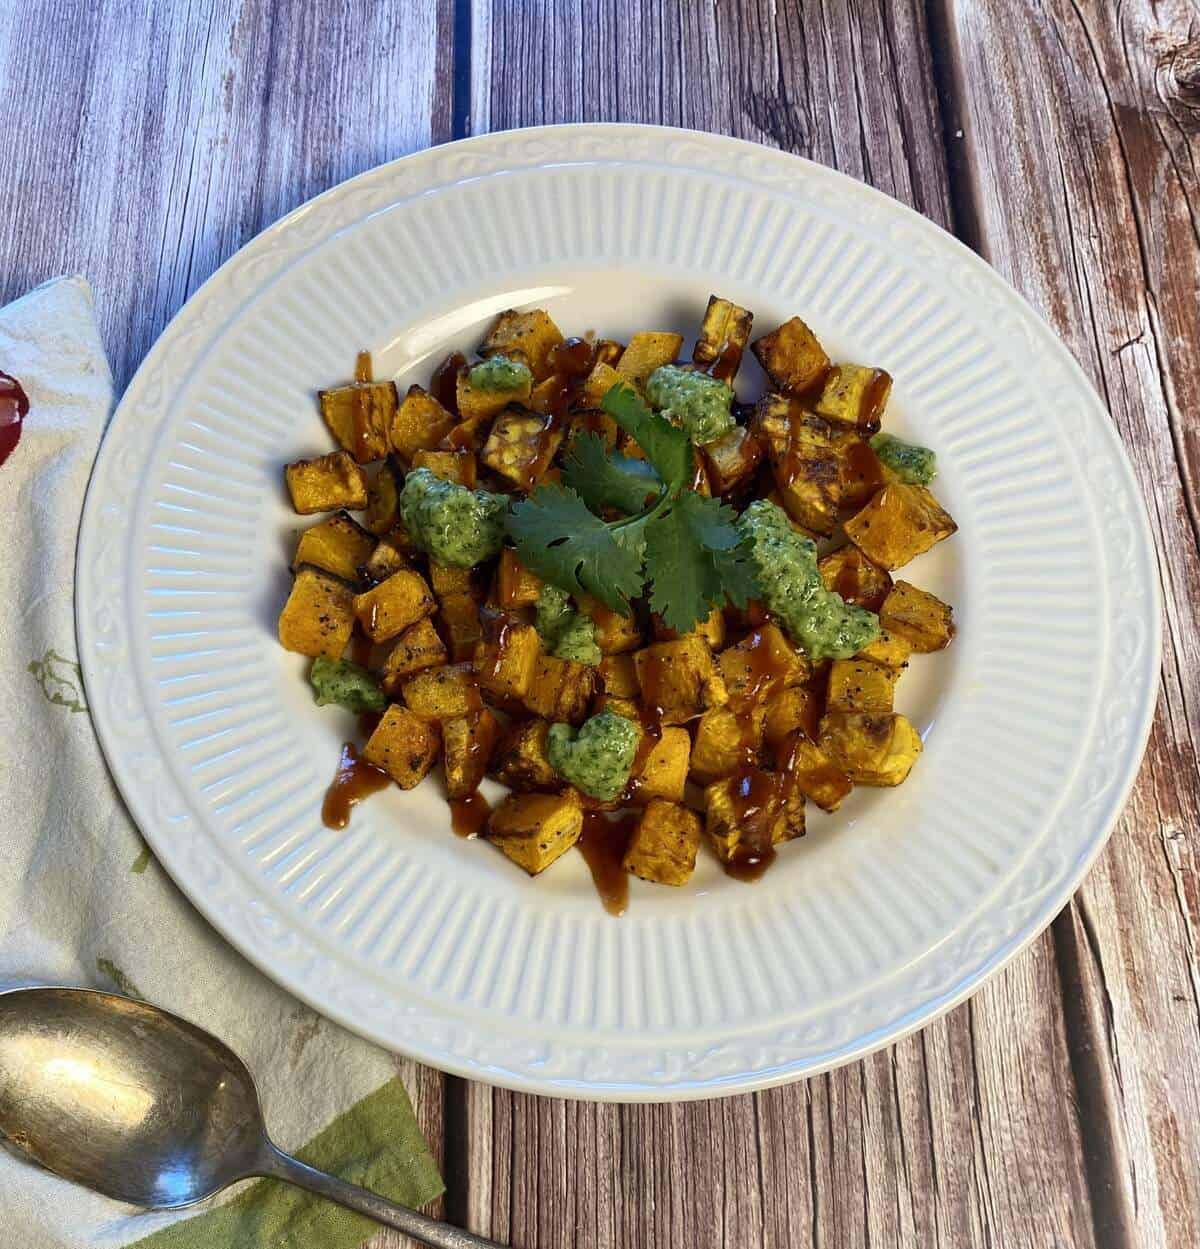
505,382 -> 754,630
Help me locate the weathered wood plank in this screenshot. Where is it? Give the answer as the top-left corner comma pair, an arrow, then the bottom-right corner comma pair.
942,4 -> 1200,1247
463,2 -> 1101,1245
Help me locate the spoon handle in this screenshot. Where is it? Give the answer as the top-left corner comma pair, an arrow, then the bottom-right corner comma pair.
259,1143 -> 509,1249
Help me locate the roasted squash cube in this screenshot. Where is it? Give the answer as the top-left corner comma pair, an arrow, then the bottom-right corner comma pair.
702,425 -> 764,495
278,566 -> 355,660
487,790 -> 583,875
491,719 -> 557,791
856,629 -> 913,670
844,482 -> 957,570
456,364 -> 532,423
718,623 -> 810,711
751,316 -> 830,396
285,451 -> 369,515
692,295 -> 754,381
481,411 -> 561,489
775,730 -> 853,812
755,396 -> 849,535
567,409 -> 619,450
523,654 -> 596,723
389,385 -> 458,460
482,308 -> 565,381
363,460 -> 403,535
826,659 -> 898,713
595,694 -> 641,722
839,439 -> 887,509
818,711 -> 922,786
598,652 -> 639,698
474,621 -> 541,701
818,545 -> 893,613
690,706 -> 761,781
429,562 -> 476,603
634,636 -> 727,724
496,548 -> 543,609
623,799 -> 702,886
763,684 -> 820,747
410,448 -> 477,487
354,568 -> 435,642
293,512 -> 375,583
577,596 -> 643,655
362,528 -> 414,582
362,705 -> 439,790
632,727 -> 691,803
581,361 -> 622,408
442,709 -> 500,799
319,381 -> 397,463
402,662 -> 482,720
814,364 -> 891,436
879,580 -> 955,652
704,772 -> 796,863
615,332 -> 684,390
380,618 -> 447,693
440,594 -> 484,662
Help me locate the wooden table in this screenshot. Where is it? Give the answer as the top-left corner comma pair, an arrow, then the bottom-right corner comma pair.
5,2 -> 1197,1245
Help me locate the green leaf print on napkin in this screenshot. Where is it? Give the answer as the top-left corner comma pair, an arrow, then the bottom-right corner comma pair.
28,647 -> 87,713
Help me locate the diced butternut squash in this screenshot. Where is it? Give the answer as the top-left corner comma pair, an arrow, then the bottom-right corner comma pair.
598,653 -> 639,699
577,596 -> 643,654
879,581 -> 955,652
581,361 -> 622,408
380,618 -> 447,693
285,451 -> 369,515
813,364 -> 891,436
293,512 -> 374,583
474,621 -> 541,702
319,381 -> 397,463
389,385 -> 458,460
690,706 -> 761,781
855,629 -> 913,670
692,295 -> 754,381
487,791 -> 583,875
844,482 -> 957,570
442,710 -> 500,799
718,623 -> 809,711
491,719 -> 557,791
702,425 -> 764,495
402,662 -> 482,720
623,800 -> 702,886
410,448 -> 477,487
630,727 -> 691,803
481,411 -> 561,489
775,730 -> 854,812
354,569 -> 436,642
363,461 -> 403,535
522,654 -> 596,724
362,529 -> 414,582
826,659 -> 898,714
439,594 -> 484,662
762,684 -> 820,747
818,545 -> 893,613
362,705 -> 440,790
278,566 -> 355,660
496,548 -> 543,609
615,332 -> 684,390
751,316 -> 830,396
634,636 -> 727,724
818,711 -> 922,786
456,366 -> 532,423
481,308 -> 565,381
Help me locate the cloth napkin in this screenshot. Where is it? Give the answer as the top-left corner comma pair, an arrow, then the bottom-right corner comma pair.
0,277 -> 443,1248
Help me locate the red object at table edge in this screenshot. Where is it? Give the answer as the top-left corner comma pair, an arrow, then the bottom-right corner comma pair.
0,370 -> 29,465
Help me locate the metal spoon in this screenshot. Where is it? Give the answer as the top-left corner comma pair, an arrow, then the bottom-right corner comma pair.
0,986 -> 505,1249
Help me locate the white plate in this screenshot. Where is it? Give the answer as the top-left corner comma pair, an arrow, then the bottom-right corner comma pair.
77,125 -> 1160,1100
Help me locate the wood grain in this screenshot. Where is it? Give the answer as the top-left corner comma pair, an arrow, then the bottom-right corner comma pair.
941,2 -> 1200,1245
2,1 -> 1197,1246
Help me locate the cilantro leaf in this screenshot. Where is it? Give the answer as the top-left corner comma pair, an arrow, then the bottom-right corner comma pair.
642,492 -> 749,632
562,431 -> 662,515
505,485 -> 645,613
601,383 -> 693,490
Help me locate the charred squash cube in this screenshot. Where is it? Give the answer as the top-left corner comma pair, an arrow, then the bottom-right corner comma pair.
410,448 -> 477,488
818,711 -> 922,786
633,636 -> 727,724
704,772 -> 797,863
775,730 -> 853,812
456,366 -> 532,423
389,385 -> 458,461
813,364 -> 891,436
632,727 -> 691,803
319,381 -> 397,463
839,439 -> 887,510
277,566 -> 356,660
826,659 -> 898,713
440,594 -> 484,662
581,361 -> 622,409
362,528 -> 415,583
402,662 -> 482,720
293,512 -> 375,583
482,308 -> 565,381
364,460 -> 403,535
487,790 -> 584,875
522,654 -> 596,724
702,425 -> 763,495
442,709 -> 500,799
474,621 -> 541,702
380,618 -> 447,693
495,549 -> 543,610
754,396 -> 851,536
491,719 -> 557,791
623,799 -> 702,886
285,451 -> 369,515
818,545 -> 893,612
879,580 -> 955,652
362,705 -> 440,790
751,316 -> 830,396
855,629 -> 913,671
692,295 -> 754,381
718,622 -> 810,710
481,411 -> 561,489
599,652 -> 639,699
354,568 -> 436,641
577,596 -> 643,655
429,562 -> 476,603
844,482 -> 957,570
615,332 -> 684,390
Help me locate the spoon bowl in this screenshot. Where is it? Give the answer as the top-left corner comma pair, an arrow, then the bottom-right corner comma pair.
0,987 -> 504,1249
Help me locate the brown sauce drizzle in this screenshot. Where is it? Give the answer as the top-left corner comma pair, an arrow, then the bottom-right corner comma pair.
727,628 -> 792,714
322,743 -> 392,830
724,766 -> 781,882
550,336 -> 595,378
431,351 -> 466,415
708,338 -> 745,382
449,789 -> 492,838
578,810 -> 637,916
348,633 -> 373,667
858,368 -> 891,433
354,350 -> 373,384
0,370 -> 30,467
